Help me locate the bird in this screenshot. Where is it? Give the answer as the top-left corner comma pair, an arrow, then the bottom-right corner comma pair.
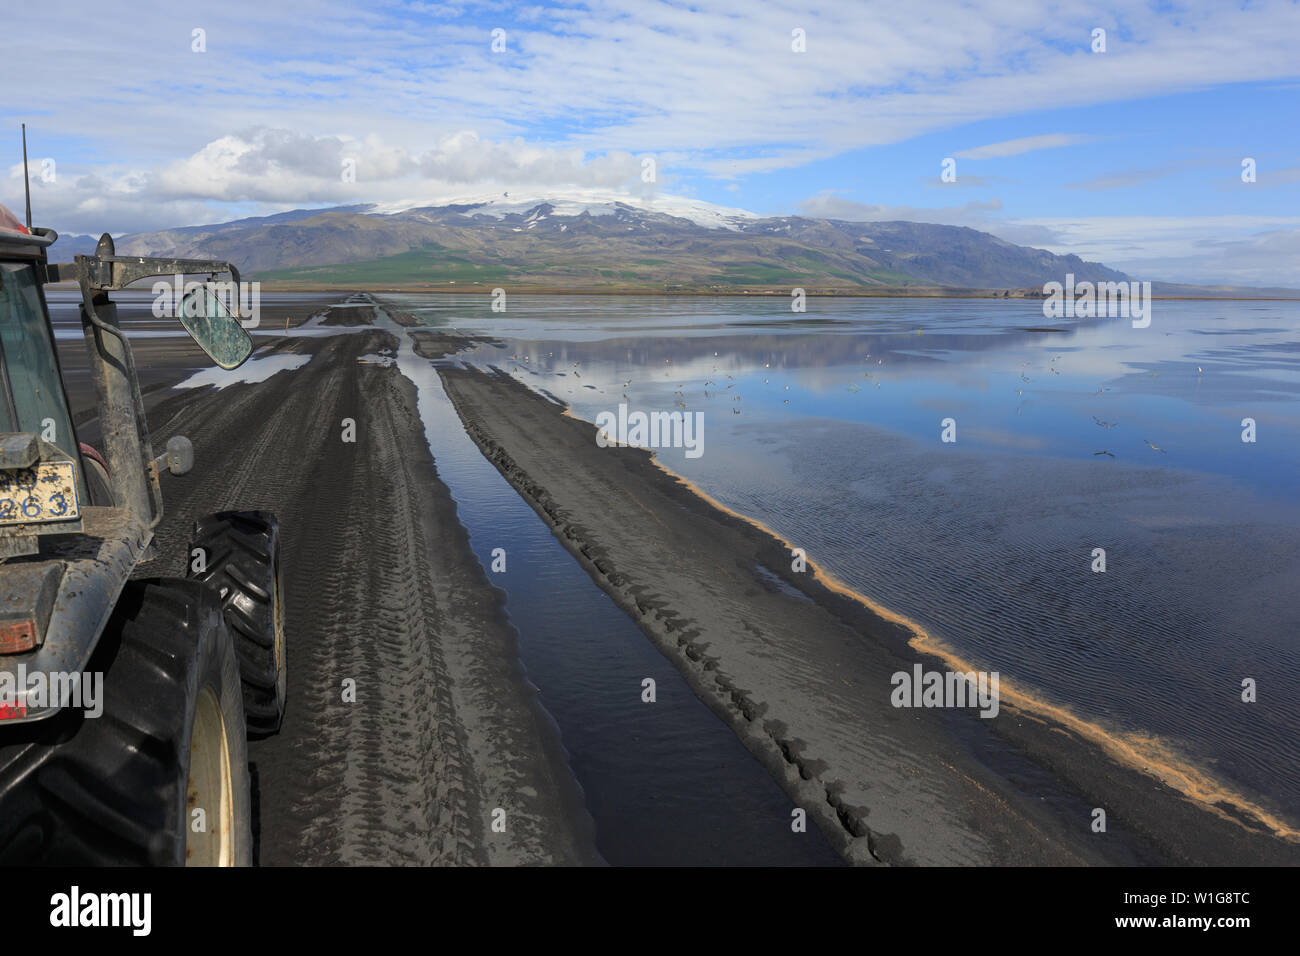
1094,450 -> 1115,458
1144,439 -> 1167,453
1092,416 -> 1118,429
1196,366 -> 1203,373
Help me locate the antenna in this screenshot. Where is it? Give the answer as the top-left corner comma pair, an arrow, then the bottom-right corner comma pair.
21,123 -> 32,232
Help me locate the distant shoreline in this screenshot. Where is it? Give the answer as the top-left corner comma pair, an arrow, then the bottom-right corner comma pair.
41,278 -> 1299,301
248,282 -> 1300,301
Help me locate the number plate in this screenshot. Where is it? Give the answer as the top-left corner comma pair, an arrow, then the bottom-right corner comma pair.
0,461 -> 80,525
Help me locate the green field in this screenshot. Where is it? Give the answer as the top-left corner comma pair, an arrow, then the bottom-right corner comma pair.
258,248 -> 513,284
255,244 -> 914,291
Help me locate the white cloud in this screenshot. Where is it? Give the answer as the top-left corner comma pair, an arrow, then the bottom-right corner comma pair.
955,134 -> 1094,160
1007,215 -> 1300,284
5,0 -> 1300,179
799,193 -> 1005,228
6,128 -> 653,234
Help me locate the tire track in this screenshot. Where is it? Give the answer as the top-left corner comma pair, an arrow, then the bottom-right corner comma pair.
136,316 -> 593,865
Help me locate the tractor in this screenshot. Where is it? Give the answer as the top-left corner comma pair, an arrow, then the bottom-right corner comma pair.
0,199 -> 286,866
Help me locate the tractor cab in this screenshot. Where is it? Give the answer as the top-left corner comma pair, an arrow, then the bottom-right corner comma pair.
0,203 -> 252,707
0,218 -> 83,516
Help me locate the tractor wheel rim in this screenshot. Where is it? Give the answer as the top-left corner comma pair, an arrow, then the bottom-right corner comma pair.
186,687 -> 235,866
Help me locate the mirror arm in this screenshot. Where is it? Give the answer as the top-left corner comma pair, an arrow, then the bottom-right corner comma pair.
69,254 -> 241,294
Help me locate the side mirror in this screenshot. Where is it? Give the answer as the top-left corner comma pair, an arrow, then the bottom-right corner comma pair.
178,285 -> 253,370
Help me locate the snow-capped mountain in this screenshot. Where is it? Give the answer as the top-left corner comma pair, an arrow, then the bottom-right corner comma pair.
366,189 -> 759,231
72,191 -> 1130,291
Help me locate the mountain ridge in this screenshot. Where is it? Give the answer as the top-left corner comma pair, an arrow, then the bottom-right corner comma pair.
39,193 -> 1294,295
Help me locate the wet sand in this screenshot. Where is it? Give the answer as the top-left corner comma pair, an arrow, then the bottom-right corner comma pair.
62,301 -> 599,865
427,348 -> 1300,866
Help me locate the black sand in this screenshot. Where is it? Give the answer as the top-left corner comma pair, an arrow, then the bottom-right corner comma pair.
64,303 -> 598,865
429,351 -> 1300,867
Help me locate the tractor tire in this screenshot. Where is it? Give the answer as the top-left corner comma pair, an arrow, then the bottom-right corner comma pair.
79,443 -> 114,506
188,511 -> 286,737
0,579 -> 252,866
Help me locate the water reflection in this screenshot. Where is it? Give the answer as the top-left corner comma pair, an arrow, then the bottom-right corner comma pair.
387,293 -> 1300,823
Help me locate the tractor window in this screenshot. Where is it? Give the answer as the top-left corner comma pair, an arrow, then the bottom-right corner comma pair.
0,261 -> 79,462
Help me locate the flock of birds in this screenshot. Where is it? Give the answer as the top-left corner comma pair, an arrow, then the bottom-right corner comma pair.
491,343 -> 1191,459
499,347 -> 833,416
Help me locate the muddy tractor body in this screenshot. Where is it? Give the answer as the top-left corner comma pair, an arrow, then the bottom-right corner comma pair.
0,216 -> 286,865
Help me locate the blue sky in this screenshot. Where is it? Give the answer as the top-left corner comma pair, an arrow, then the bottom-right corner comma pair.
4,0 -> 1298,284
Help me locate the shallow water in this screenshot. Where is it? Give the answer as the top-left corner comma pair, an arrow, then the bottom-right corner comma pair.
383,292 -> 1300,829
371,302 -> 842,865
